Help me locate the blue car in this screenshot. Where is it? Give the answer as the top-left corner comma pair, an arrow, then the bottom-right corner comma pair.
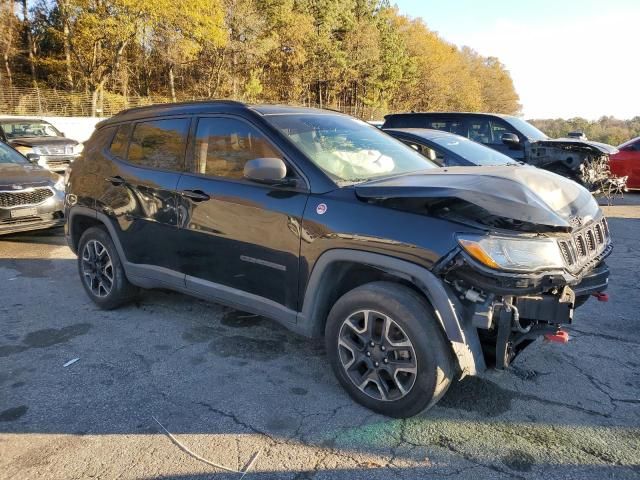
384,128 -> 517,167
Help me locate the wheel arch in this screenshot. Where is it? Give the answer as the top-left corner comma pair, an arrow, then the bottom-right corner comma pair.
67,206 -> 127,261
298,249 -> 485,376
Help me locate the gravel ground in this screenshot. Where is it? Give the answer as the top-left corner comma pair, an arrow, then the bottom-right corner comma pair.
1,194 -> 639,480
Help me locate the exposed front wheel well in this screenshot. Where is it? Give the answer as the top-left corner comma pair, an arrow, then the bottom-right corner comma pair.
305,261 -> 429,338
70,214 -> 104,253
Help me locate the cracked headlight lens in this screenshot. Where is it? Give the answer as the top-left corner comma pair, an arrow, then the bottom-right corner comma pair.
457,234 -> 564,272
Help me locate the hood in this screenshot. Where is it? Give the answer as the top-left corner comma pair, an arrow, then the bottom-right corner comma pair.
535,138 -> 618,155
8,136 -> 78,148
0,163 -> 59,188
355,165 -> 600,231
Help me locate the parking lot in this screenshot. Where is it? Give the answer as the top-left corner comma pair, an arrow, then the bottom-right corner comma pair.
1,195 -> 639,480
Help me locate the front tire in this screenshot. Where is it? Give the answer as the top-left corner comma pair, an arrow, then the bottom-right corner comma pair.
77,226 -> 138,310
325,281 -> 454,418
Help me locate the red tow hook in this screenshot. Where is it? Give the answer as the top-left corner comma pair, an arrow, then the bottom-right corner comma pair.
544,330 -> 569,344
592,292 -> 609,302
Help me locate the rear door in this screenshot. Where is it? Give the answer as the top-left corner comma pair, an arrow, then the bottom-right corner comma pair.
175,115 -> 308,311
100,117 -> 190,273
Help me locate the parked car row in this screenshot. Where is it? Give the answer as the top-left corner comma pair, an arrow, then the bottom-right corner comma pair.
55,101 -> 612,418
381,112 -> 629,195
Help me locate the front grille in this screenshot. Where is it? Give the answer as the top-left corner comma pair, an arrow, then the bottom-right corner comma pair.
558,217 -> 611,272
594,223 -> 604,244
45,155 -> 74,169
0,187 -> 54,208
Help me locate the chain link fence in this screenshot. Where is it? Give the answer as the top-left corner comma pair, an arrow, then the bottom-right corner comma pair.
0,85 -> 385,119
0,86 -> 177,117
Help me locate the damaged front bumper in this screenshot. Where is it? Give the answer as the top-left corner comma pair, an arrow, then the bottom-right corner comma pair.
438,245 -> 610,369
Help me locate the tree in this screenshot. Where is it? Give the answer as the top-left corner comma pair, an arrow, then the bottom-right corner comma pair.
5,0 -> 522,120
0,0 -> 19,87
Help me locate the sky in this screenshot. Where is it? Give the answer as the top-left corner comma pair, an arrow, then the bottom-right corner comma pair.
392,0 -> 640,119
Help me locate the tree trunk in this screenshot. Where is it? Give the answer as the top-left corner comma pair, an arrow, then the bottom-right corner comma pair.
169,64 -> 176,102
3,0 -> 15,89
58,0 -> 73,89
3,51 -> 11,88
22,0 -> 41,112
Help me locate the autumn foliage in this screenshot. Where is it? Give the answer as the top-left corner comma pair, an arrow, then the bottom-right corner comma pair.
1,0 -> 521,117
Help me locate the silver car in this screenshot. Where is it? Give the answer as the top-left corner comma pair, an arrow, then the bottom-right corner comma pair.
0,141 -> 65,235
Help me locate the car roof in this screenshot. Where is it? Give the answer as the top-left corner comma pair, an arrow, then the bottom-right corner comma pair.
0,117 -> 52,123
385,111 -> 516,120
618,136 -> 640,148
383,128 -> 462,141
97,101 -> 345,127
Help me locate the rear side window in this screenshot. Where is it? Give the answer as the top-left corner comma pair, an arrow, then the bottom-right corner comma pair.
194,117 -> 282,179
110,124 -> 132,159
127,118 -> 190,171
384,116 -> 464,136
467,118 -> 492,144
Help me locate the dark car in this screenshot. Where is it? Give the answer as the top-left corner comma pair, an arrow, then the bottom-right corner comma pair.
383,128 -> 517,167
65,101 -> 611,417
610,136 -> 640,189
382,112 -> 626,194
0,117 -> 82,172
0,140 -> 65,235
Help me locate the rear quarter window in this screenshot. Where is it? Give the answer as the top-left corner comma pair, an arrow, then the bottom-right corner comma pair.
127,118 -> 190,171
110,123 -> 132,159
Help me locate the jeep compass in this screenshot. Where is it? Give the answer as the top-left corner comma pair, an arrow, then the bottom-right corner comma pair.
65,101 -> 611,417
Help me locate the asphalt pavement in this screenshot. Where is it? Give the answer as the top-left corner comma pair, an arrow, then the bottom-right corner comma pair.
1,194 -> 639,479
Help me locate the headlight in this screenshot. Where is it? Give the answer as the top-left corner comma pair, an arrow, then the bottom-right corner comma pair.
457,234 -> 564,272
32,146 -> 51,155
74,143 -> 84,154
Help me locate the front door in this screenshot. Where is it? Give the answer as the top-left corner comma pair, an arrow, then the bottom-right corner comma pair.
175,115 -> 308,311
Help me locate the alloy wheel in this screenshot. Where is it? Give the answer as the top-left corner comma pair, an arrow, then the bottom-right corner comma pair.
337,309 -> 417,401
81,239 -> 114,298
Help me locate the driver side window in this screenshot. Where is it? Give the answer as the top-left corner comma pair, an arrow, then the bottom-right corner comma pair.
194,117 -> 283,179
490,121 -> 519,145
403,141 -> 446,166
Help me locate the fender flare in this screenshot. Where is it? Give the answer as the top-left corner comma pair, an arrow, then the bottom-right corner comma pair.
67,206 -> 129,263
297,249 -> 485,376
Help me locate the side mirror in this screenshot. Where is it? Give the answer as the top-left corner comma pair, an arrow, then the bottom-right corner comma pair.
244,157 -> 288,184
501,132 -> 520,147
25,153 -> 40,164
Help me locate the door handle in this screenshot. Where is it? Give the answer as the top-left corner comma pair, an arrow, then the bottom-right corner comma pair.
180,189 -> 210,202
106,175 -> 126,186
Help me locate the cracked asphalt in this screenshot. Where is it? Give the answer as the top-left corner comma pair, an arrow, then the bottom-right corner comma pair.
1,194 -> 639,479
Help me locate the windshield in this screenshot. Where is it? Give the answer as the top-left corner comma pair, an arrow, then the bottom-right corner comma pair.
430,135 -> 516,166
265,114 -> 438,184
502,117 -> 548,141
0,142 -> 29,164
1,121 -> 62,139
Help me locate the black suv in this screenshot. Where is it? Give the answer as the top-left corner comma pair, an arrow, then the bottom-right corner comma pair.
65,101 -> 611,417
382,112 -> 626,194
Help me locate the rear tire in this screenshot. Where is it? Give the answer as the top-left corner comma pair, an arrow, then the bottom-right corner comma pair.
77,226 -> 138,310
325,281 -> 454,418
